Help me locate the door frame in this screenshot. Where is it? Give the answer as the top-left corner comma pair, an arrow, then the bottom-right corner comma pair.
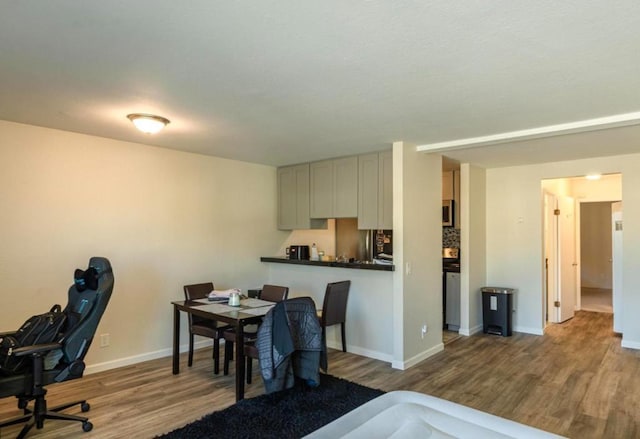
543,191 -> 558,326
612,201 -> 623,333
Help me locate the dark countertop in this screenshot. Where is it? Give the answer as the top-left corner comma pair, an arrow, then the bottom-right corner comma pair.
260,257 -> 394,271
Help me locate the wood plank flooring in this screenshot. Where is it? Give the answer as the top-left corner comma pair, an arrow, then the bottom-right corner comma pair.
0,311 -> 637,438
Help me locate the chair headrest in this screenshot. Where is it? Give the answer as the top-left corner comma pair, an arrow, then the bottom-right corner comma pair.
74,267 -> 99,292
73,257 -> 112,292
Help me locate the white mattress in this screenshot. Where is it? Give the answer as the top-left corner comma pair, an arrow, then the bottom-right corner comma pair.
305,391 -> 565,439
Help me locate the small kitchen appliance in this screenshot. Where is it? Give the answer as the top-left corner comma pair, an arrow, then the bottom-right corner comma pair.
288,245 -> 310,260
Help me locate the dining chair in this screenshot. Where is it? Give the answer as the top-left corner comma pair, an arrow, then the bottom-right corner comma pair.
244,342 -> 260,384
223,284 -> 289,376
318,280 -> 351,353
183,282 -> 230,374
247,296 -> 325,388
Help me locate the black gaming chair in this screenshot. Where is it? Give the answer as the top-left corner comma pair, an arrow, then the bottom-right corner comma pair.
0,256 -> 114,438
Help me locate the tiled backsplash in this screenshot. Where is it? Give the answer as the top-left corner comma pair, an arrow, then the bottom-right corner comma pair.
443,227 -> 460,248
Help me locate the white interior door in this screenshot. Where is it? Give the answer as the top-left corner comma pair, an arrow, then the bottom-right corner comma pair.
557,196 -> 577,323
612,201 -> 623,333
544,193 -> 558,324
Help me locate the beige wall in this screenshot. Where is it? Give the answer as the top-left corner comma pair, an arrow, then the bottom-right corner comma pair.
280,220 -> 336,259
0,120 -> 285,371
486,153 -> 640,348
459,163 -> 486,335
570,174 -> 622,201
392,142 -> 443,369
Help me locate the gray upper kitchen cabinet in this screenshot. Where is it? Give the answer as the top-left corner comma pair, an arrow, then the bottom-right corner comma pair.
357,153 -> 378,229
278,164 -> 328,230
378,150 -> 393,229
310,156 -> 358,218
309,160 -> 333,218
358,150 -> 393,230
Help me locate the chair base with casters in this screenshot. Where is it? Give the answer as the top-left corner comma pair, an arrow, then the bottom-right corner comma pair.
0,354 -> 93,438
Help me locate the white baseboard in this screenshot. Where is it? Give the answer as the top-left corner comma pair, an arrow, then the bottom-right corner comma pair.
513,325 -> 544,336
85,339 -> 213,375
621,339 -> 640,350
326,341 -> 393,364
88,339 -> 389,375
391,343 -> 444,370
459,324 -> 483,336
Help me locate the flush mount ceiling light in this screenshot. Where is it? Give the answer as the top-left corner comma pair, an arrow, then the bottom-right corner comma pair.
126,113 -> 170,134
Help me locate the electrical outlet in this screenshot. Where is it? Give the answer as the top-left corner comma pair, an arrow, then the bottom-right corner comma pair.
421,324 -> 427,339
100,333 -> 110,347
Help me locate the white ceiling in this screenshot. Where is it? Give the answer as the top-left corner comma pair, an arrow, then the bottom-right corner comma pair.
2,1 -> 640,168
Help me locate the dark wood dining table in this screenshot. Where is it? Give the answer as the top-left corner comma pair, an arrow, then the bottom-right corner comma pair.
171,298 -> 275,401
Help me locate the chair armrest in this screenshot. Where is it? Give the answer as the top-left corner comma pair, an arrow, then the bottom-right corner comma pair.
12,342 -> 62,357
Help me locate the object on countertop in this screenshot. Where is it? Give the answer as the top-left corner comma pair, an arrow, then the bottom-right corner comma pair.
228,291 -> 241,306
310,243 -> 319,261
288,245 -> 310,260
208,288 -> 241,301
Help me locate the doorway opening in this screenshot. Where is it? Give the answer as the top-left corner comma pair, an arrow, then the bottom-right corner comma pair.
580,202 -> 614,313
542,174 -> 622,330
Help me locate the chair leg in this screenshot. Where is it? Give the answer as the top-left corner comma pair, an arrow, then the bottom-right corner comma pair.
246,357 -> 252,384
341,323 -> 347,352
1,396 -> 93,439
213,339 -> 220,374
224,340 -> 233,375
321,326 -> 328,372
188,333 -> 195,367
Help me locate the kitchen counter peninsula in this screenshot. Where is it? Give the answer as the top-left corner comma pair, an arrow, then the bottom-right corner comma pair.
260,257 -> 394,271
262,259 -> 394,362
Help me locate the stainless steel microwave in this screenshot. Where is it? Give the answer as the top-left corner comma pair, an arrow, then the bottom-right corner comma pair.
442,200 -> 454,227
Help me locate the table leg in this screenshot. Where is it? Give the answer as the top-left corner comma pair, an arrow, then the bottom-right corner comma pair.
235,322 -> 245,401
173,304 -> 180,374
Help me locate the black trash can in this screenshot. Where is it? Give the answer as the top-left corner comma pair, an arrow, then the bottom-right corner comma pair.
482,287 -> 515,336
